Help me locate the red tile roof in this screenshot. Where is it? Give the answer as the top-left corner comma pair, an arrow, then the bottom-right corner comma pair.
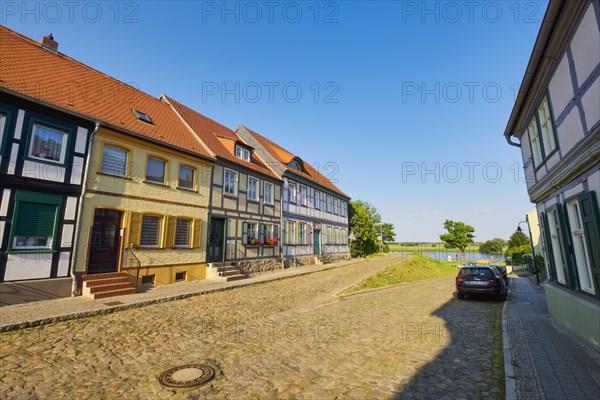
0,26 -> 212,159
163,95 -> 280,179
241,126 -> 349,198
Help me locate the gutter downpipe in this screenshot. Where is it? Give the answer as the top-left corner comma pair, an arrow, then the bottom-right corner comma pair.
70,121 -> 100,296
505,133 -> 521,148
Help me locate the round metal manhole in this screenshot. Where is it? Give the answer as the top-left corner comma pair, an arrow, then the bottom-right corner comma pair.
158,364 -> 215,388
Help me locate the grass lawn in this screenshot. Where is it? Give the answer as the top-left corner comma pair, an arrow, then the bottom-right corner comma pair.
387,243 -> 485,254
342,255 -> 458,295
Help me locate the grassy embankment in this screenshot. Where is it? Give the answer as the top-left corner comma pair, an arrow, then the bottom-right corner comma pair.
342,255 -> 457,295
387,243 -> 485,253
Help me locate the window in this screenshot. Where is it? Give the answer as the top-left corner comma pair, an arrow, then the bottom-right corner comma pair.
528,96 -> 557,168
299,185 -> 307,206
248,177 -> 259,201
179,165 -> 195,189
175,218 -> 192,247
334,228 -> 340,244
288,158 -> 303,171
260,223 -> 279,245
315,191 -> 321,210
299,223 -> 307,245
320,192 -> 326,211
0,112 -> 8,154
235,145 -> 251,162
342,228 -> 347,244
243,222 -> 258,245
146,157 -> 166,184
547,209 -> 567,285
327,195 -> 333,213
140,215 -> 162,247
264,182 -> 274,204
289,181 -> 297,203
101,145 -> 128,177
175,272 -> 186,282
287,221 -> 296,244
341,202 -> 347,217
9,192 -> 62,251
326,226 -> 332,244
28,124 -> 67,164
224,169 -> 238,196
566,200 -> 594,294
133,109 -> 153,124
333,198 -> 339,215
141,275 -> 155,285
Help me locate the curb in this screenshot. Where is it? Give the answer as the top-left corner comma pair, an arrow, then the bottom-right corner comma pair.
503,281 -> 517,400
0,258 -> 365,333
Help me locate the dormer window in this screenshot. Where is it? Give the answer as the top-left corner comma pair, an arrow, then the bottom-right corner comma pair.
132,109 -> 153,125
235,144 -> 251,162
288,157 -> 304,171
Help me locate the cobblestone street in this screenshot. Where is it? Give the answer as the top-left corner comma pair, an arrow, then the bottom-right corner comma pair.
1,255 -> 504,399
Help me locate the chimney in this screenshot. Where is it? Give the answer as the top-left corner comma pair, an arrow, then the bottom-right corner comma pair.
40,33 -> 58,53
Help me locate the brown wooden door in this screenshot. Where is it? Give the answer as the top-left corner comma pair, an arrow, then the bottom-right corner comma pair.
87,209 -> 122,274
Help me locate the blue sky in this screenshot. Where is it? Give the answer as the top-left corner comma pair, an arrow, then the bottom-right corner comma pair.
2,0 -> 547,242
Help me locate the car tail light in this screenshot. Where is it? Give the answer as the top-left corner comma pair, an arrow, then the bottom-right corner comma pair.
456,276 -> 465,282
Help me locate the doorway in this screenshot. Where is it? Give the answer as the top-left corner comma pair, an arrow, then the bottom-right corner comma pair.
87,209 -> 122,274
207,217 -> 226,262
314,230 -> 321,255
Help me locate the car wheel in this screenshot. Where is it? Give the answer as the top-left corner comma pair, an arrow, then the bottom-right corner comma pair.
456,292 -> 465,299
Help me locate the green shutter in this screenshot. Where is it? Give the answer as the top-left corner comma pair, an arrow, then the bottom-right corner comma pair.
556,205 -> 577,289
259,223 -> 265,242
14,202 -> 58,237
540,212 -> 557,282
242,222 -> 248,244
578,191 -> 600,297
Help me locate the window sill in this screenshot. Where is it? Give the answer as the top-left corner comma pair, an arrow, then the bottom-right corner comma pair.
26,156 -> 66,167
177,186 -> 197,192
247,199 -> 260,203
245,245 -> 260,248
138,246 -> 164,250
143,180 -> 169,187
97,171 -> 133,180
224,193 -> 238,198
6,249 -> 55,254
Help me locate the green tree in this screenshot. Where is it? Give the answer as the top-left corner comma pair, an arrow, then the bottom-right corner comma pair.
349,201 -> 378,257
380,222 -> 396,253
439,220 -> 475,260
507,231 -> 530,249
479,238 -> 506,254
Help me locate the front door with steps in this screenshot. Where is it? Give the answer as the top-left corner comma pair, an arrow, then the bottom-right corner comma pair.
88,209 -> 122,274
314,230 -> 321,255
207,217 -> 226,262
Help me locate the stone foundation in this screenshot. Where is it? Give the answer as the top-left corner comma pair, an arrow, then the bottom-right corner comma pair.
236,258 -> 283,275
284,255 -> 315,269
320,253 -> 351,264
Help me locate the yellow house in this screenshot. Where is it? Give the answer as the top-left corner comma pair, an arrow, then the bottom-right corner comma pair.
0,28 -> 216,298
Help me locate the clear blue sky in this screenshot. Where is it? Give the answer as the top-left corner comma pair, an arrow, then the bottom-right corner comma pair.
2,0 -> 547,242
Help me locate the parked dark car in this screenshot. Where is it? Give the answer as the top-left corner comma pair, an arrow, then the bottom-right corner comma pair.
455,266 -> 508,301
490,264 -> 509,286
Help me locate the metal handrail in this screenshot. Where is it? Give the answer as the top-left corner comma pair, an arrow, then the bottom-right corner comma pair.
124,247 -> 142,289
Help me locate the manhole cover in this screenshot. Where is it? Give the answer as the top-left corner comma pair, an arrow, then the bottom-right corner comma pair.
158,364 -> 215,388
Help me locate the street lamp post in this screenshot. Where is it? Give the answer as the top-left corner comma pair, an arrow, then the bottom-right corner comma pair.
517,219 -> 539,285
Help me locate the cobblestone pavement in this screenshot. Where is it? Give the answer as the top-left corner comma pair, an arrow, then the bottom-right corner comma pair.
1,255 -> 504,399
505,277 -> 600,400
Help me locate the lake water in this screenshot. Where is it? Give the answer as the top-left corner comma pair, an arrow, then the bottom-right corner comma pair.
390,251 -> 504,262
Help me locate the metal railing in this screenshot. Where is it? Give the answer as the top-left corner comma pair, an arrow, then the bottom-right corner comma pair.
124,247 -> 142,289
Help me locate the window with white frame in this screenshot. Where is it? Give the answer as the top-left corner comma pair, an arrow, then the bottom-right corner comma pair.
326,226 -> 332,244
235,145 -> 251,162
146,157 -> 166,184
333,198 -> 339,215
179,165 -> 195,189
247,222 -> 257,240
315,191 -> 321,210
28,124 -> 67,164
175,218 -> 192,247
288,221 -> 296,244
528,96 -> 557,168
263,223 -> 274,240
289,181 -> 297,203
0,112 -> 7,154
224,169 -> 238,195
342,228 -> 347,244
299,185 -> 307,206
10,192 -> 61,251
140,215 -> 162,247
341,202 -> 347,217
248,176 -> 259,201
566,200 -> 595,293
264,182 -> 274,204
101,144 -> 128,177
299,223 -> 307,245
320,192 -> 326,210
327,195 -> 333,213
334,227 -> 340,244
547,209 -> 567,284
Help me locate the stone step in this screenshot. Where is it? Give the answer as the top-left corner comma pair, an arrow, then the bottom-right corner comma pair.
83,277 -> 131,287
82,272 -> 127,281
90,287 -> 137,300
219,266 -> 240,273
221,269 -> 243,277
87,282 -> 134,294
223,274 -> 246,282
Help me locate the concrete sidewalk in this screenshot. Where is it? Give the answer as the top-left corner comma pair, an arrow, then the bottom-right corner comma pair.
0,258 -> 364,332
504,277 -> 600,400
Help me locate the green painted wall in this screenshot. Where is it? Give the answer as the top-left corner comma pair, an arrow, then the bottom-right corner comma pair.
545,283 -> 600,350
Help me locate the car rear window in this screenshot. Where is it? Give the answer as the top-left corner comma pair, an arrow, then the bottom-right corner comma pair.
459,268 -> 495,278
